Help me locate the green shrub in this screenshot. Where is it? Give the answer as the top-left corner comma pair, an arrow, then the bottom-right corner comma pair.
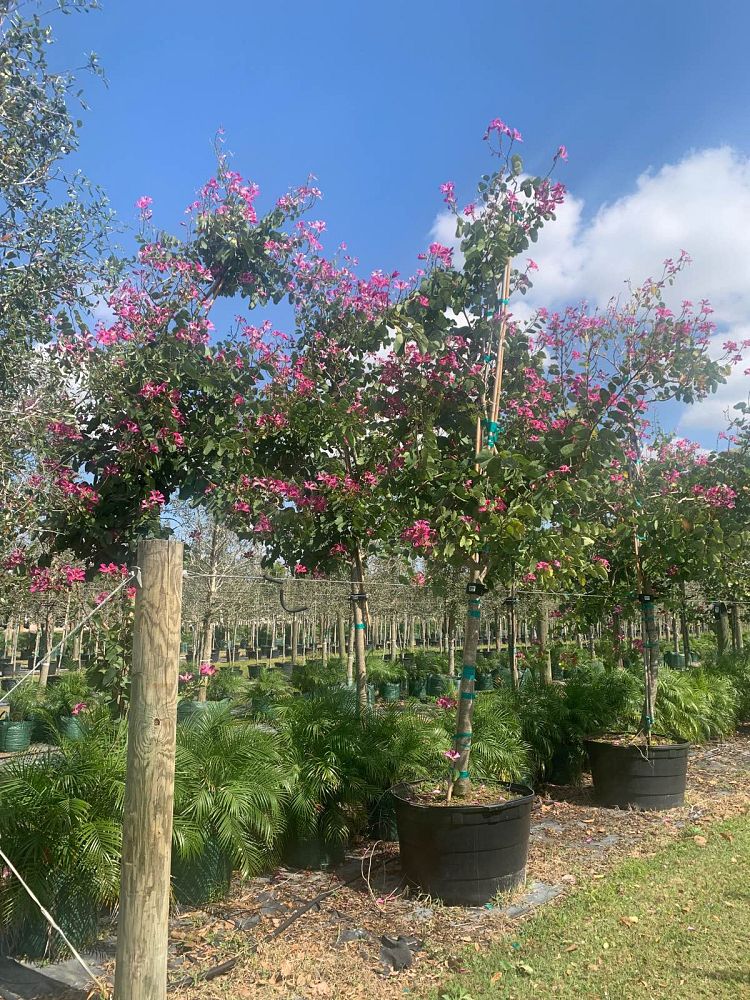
704,652 -> 750,723
41,671 -> 99,717
246,668 -> 294,715
514,666 -> 641,783
447,691 -> 530,783
653,668 -> 738,742
0,716 -> 126,958
366,656 -> 405,687
206,667 -> 250,703
688,633 -> 717,664
410,650 -> 450,677
291,657 -> 346,693
5,680 -> 43,722
172,705 -> 290,883
278,689 -> 451,849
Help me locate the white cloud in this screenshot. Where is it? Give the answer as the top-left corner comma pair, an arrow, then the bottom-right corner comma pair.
432,146 -> 750,437
677,328 -> 750,437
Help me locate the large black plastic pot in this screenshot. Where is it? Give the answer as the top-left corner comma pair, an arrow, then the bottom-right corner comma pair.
392,780 -> 534,905
585,734 -> 689,810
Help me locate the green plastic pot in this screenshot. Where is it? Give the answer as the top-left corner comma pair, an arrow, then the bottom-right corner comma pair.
475,672 -> 495,692
58,716 -> 84,740
2,886 -> 98,960
426,673 -> 449,697
380,681 -> 401,703
408,676 -> 428,699
664,651 -> 686,669
171,839 -> 233,905
283,832 -> 346,870
369,791 -> 399,842
0,720 -> 33,752
366,683 -> 377,704
494,666 -> 513,686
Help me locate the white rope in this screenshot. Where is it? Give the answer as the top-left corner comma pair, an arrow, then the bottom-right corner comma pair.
1,570 -> 139,703
0,841 -> 109,995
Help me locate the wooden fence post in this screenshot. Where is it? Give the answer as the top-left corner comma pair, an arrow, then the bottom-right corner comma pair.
114,538 -> 184,1000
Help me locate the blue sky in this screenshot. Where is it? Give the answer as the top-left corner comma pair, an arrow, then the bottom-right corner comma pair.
53,0 -> 750,445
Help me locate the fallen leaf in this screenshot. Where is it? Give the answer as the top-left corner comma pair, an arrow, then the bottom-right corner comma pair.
517,962 -> 534,976
277,960 -> 294,980
619,916 -> 639,927
720,831 -> 734,842
693,835 -> 707,846
490,971 -> 504,983
564,944 -> 579,952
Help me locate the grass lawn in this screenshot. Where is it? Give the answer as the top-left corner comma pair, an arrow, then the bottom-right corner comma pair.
433,814 -> 750,1000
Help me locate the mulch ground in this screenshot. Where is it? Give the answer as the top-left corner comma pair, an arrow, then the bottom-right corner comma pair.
18,730 -> 750,1000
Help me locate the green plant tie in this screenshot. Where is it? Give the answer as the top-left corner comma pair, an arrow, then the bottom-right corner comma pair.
454,731 -> 472,738
637,534 -> 647,542
484,354 -> 493,363
355,623 -> 366,630
460,691 -> 475,700
462,666 -> 476,680
458,770 -> 470,778
469,610 -> 481,619
500,298 -> 510,305
483,419 -> 503,447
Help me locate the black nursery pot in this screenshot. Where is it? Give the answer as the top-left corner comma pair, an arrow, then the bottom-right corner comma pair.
392,780 -> 534,906
585,734 -> 689,811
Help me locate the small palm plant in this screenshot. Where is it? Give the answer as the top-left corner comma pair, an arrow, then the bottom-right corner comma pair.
171,705 -> 291,903
435,690 -> 531,783
0,716 -> 126,959
278,690 -> 455,861
278,689 -> 377,861
653,668 -> 738,742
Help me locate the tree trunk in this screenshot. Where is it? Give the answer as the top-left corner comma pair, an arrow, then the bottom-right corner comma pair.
289,614 -> 298,667
37,612 -> 54,688
346,623 -> 355,686
197,523 -> 220,702
537,605 -> 552,684
447,609 -> 456,676
640,595 -> 659,731
337,608 -> 347,663
351,554 -> 368,713
450,574 -> 482,799
322,616 -> 329,667
731,603 -> 743,653
508,597 -> 519,688
715,605 -> 730,656
390,616 -> 398,662
612,610 -> 624,669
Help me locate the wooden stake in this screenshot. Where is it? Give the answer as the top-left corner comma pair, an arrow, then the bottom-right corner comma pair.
114,538 -> 183,1000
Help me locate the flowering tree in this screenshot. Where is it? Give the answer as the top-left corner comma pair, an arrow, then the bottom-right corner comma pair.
220,238 -> 423,709
0,0 -> 116,567
382,118 -> 737,790
37,150 -> 324,565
